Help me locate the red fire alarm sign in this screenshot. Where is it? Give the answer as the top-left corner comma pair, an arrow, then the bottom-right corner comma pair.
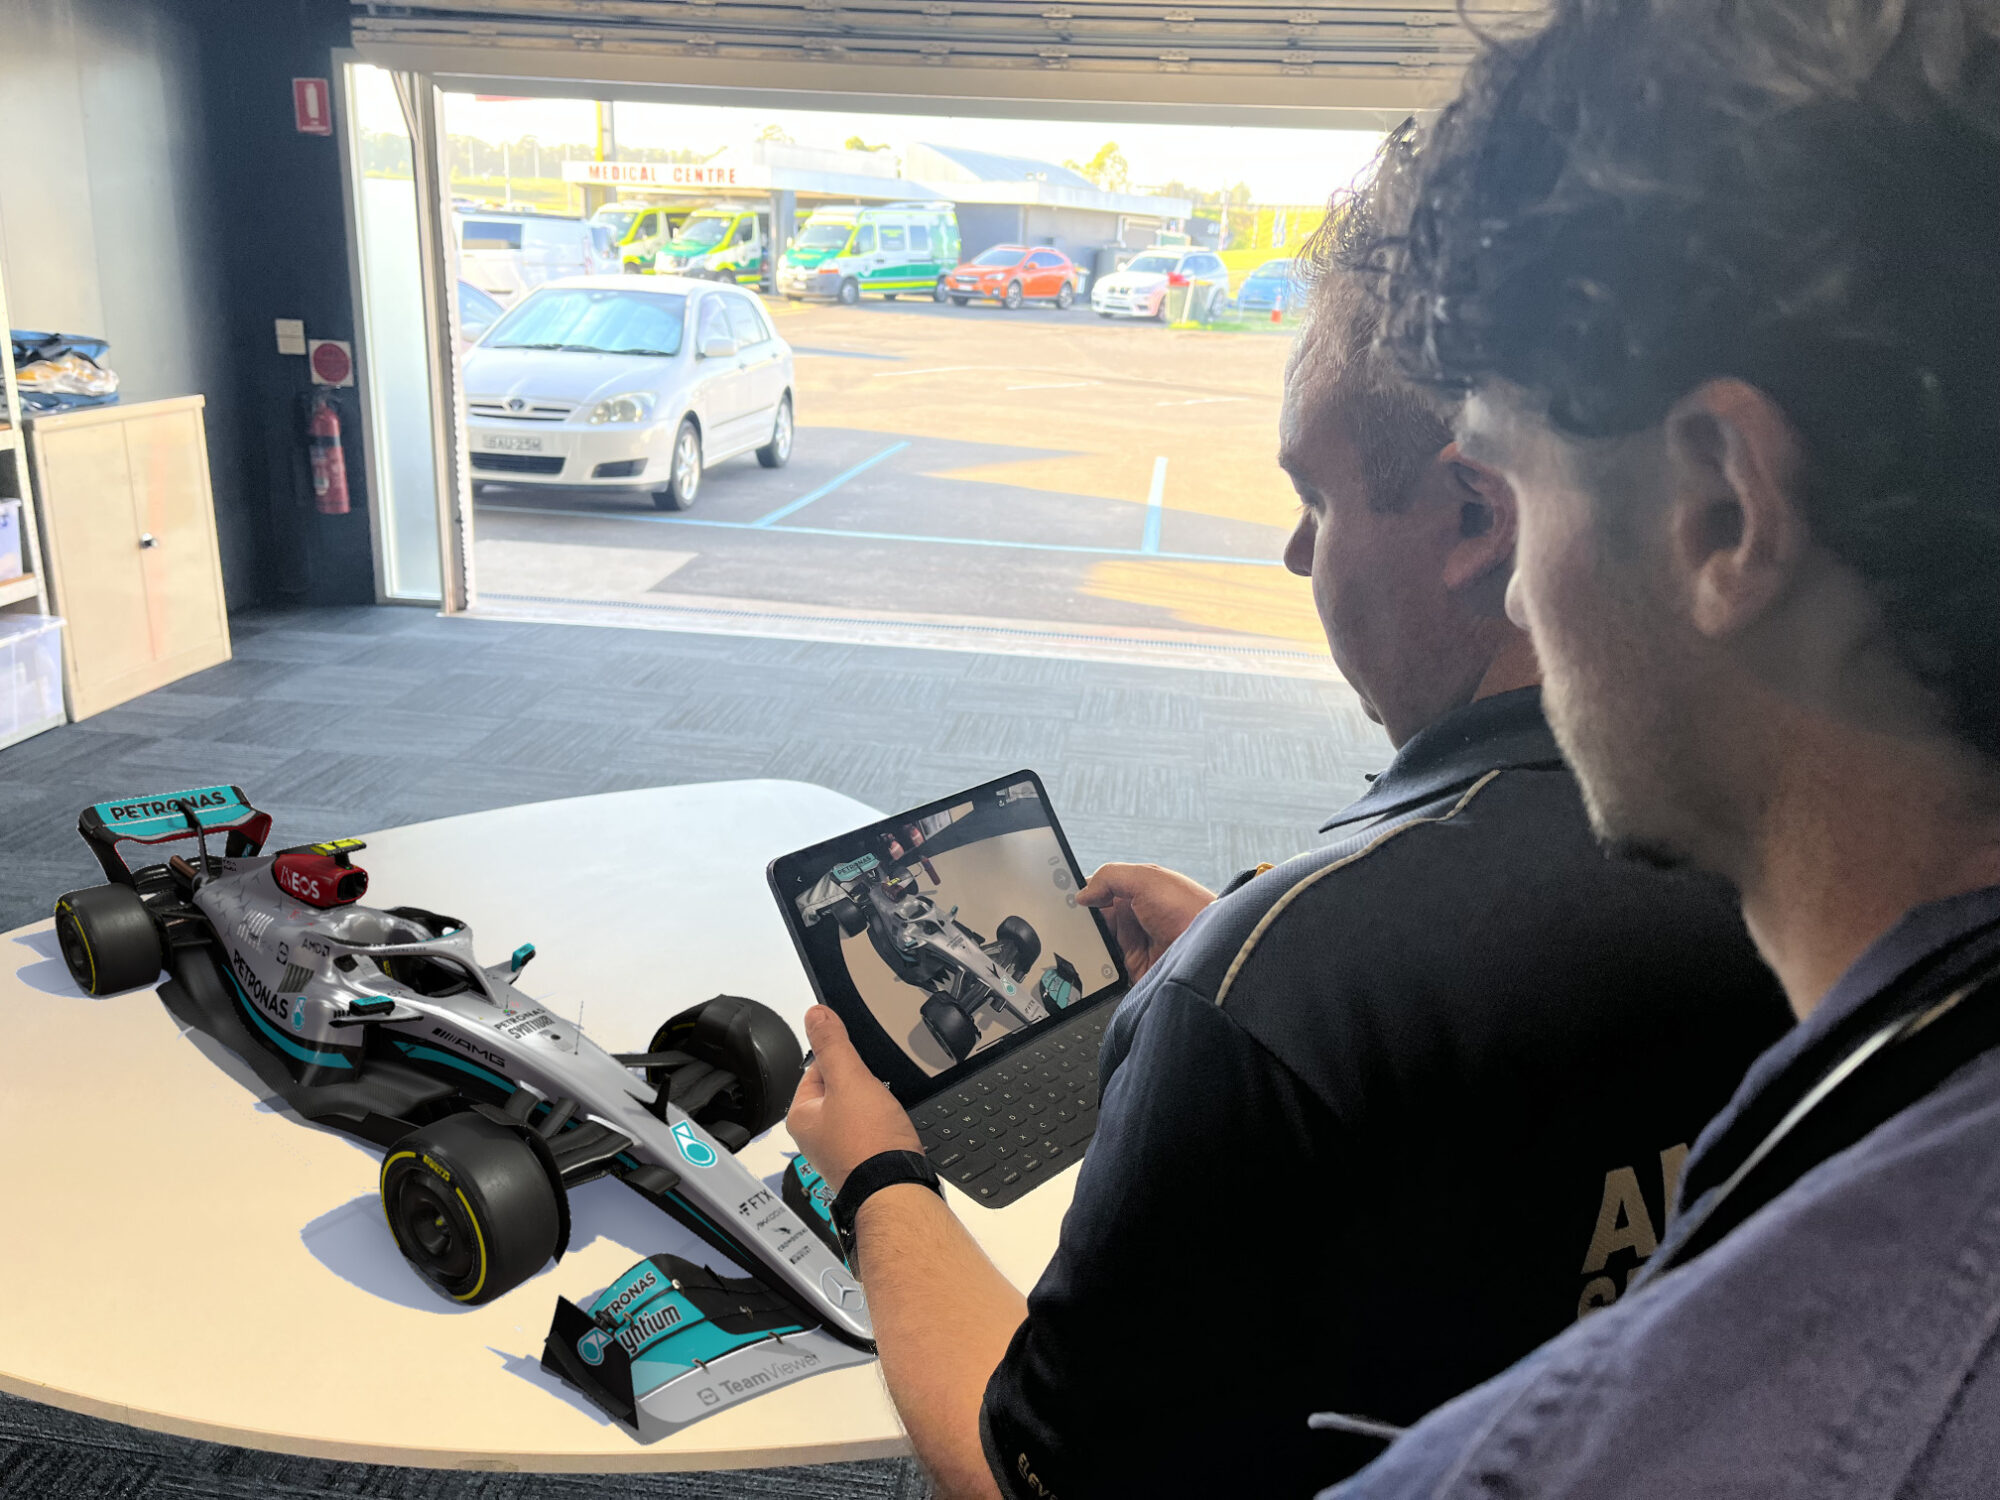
294,78 -> 331,135
308,339 -> 354,387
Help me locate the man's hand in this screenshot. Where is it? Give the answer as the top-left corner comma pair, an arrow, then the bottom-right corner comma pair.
786,1004 -> 921,1194
1077,863 -> 1217,980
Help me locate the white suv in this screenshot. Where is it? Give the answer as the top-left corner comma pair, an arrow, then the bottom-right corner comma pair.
1090,248 -> 1231,321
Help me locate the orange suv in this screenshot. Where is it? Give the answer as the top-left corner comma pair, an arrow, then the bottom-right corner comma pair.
943,246 -> 1080,310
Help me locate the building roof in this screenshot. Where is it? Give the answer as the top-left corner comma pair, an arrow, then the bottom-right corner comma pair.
911,144 -> 1097,191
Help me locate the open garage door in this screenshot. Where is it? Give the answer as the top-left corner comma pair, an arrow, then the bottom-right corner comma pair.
349,1 -> 1531,127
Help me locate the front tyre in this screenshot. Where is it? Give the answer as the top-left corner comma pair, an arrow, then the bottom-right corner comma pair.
55,884 -> 162,996
647,994 -> 805,1146
837,277 -> 860,306
1003,281 -> 1024,310
931,277 -> 948,303
381,1113 -> 562,1305
993,915 -> 1042,981
950,295 -> 970,307
921,995 -> 980,1064
1056,282 -> 1075,310
652,418 -> 702,510
756,394 -> 794,469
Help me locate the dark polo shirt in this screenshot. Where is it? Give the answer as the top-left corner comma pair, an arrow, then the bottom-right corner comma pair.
979,688 -> 1792,1498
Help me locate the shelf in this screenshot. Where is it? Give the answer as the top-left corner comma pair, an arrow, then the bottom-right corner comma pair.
0,574 -> 42,607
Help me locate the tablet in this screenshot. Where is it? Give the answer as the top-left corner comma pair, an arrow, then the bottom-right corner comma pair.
767,770 -> 1129,1108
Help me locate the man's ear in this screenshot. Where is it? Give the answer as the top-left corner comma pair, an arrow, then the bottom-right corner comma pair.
1438,443 -> 1518,592
1663,380 -> 1809,639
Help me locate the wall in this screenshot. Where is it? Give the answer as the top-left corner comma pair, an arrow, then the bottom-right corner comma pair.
953,205 -> 1025,263
0,0 -> 373,610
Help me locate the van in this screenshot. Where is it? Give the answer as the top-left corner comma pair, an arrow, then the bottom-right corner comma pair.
652,203 -> 772,285
777,203 -> 962,304
589,202 -> 693,274
456,212 -> 606,301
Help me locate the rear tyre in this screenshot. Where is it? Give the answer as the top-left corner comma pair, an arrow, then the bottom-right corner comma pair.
1056,283 -> 1075,310
837,278 -> 860,306
55,884 -> 162,997
931,277 -> 948,303
829,896 -> 868,938
647,994 -> 805,1144
1097,310 -> 1113,318
921,995 -> 981,1064
381,1112 -> 561,1305
756,394 -> 794,469
950,295 -> 970,307
652,418 -> 702,510
1003,281 -> 1023,310
883,293 -> 899,302
993,914 -> 1042,980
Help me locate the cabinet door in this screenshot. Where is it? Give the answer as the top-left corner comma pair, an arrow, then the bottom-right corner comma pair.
129,405 -> 227,666
36,422 -> 155,699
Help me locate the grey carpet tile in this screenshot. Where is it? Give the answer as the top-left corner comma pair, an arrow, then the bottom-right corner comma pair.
256,662 -> 443,705
77,689 -> 243,726
932,710 -> 1074,763
503,681 -> 698,730
1054,814 -> 1218,882
1074,684 -> 1207,734
756,734 -> 917,793
0,1391 -> 929,1500
602,731 -> 788,785
1045,756 -> 1209,825
94,738 -> 305,787
651,690 -> 833,739
1202,727 -> 1379,786
383,670 -> 551,720
1210,821 -> 1332,880
1203,781 -> 1353,832
458,717 -> 656,774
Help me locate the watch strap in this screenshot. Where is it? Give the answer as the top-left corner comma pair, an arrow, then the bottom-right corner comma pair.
830,1149 -> 942,1237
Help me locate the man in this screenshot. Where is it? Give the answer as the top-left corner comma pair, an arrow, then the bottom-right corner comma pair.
787,173 -> 1790,1499
1327,0 -> 2000,1494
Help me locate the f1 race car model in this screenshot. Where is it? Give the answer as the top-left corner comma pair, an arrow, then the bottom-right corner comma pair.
54,785 -> 872,1441
796,847 -> 1084,1063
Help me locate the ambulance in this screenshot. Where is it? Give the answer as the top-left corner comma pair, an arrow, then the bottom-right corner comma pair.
777,203 -> 961,304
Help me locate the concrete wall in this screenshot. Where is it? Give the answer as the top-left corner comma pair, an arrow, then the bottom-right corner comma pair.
953,205 -> 1025,263
0,0 -> 372,610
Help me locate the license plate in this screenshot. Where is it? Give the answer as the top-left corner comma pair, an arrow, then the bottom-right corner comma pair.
483,434 -> 544,453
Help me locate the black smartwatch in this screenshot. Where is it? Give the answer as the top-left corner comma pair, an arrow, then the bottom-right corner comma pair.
830,1149 -> 942,1268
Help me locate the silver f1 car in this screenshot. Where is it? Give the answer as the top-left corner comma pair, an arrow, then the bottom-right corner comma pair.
54,785 -> 872,1440
797,849 -> 1084,1063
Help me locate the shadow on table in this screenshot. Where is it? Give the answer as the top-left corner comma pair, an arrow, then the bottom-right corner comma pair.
10,925 -> 165,999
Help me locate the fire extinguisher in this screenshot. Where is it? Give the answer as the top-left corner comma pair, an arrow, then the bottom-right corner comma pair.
307,391 -> 350,515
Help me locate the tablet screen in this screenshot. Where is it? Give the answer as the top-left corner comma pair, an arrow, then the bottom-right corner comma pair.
768,771 -> 1127,1104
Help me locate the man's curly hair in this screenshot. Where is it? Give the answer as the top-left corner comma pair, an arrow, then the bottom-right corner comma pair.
1385,0 -> 2000,755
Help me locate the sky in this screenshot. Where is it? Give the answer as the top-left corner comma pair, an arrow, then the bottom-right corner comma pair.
355,68 -> 1382,206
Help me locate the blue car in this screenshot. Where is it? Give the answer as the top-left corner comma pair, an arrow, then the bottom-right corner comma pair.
1234,257 -> 1299,318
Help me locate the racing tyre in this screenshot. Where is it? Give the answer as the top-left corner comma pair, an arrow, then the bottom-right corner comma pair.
993,915 -> 1042,981
382,1112 -> 562,1306
1003,281 -> 1024,310
54,884 -> 162,997
647,994 -> 805,1144
931,277 -> 948,303
921,996 -> 980,1064
837,278 -> 860,306
1056,283 -> 1075,310
829,896 -> 868,938
950,295 -> 969,307
653,418 -> 702,510
756,394 -> 794,469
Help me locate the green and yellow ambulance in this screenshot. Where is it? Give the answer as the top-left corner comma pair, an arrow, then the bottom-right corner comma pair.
652,203 -> 771,285
777,203 -> 961,304
588,202 -> 688,274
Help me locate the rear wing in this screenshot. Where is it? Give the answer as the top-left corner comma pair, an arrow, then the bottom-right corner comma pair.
78,785 -> 272,884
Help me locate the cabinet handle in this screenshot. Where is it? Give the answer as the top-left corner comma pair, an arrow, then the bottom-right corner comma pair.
139,533 -> 157,549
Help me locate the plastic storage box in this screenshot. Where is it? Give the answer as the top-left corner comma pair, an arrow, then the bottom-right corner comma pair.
0,614 -> 65,749
0,498 -> 20,581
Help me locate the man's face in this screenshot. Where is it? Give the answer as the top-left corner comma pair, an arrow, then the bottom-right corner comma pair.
1278,365 -> 1494,748
1463,389 -> 1728,865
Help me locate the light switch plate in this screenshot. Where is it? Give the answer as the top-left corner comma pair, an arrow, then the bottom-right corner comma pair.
275,319 -> 307,356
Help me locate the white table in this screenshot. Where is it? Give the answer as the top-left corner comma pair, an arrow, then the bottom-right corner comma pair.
0,781 -> 1078,1471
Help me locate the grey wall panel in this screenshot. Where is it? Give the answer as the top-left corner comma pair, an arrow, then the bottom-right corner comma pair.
0,1 -> 107,340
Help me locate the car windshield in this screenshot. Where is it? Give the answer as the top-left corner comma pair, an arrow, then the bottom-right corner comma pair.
1249,260 -> 1294,280
797,221 -> 853,249
594,209 -> 638,238
1124,253 -> 1179,275
972,247 -> 1023,266
484,288 -> 688,356
676,216 -> 731,249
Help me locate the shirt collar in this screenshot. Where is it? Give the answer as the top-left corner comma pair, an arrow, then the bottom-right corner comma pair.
1320,687 -> 1565,832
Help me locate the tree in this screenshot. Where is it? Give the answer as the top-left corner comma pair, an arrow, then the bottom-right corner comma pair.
844,135 -> 891,153
756,124 -> 795,145
1063,141 -> 1130,192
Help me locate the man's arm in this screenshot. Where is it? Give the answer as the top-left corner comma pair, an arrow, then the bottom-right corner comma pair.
787,1005 -> 1022,1500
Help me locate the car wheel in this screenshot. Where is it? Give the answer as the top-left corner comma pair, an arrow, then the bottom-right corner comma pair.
381,1112 -> 563,1306
931,277 -> 948,303
646,994 -> 805,1147
1097,310 -> 1113,319
837,277 -> 860,306
993,915 -> 1043,981
785,294 -> 802,302
624,261 -> 643,275
1056,282 -> 1075,310
1154,296 -> 1169,322
920,995 -> 981,1064
756,393 -> 794,469
950,295 -> 970,307
653,418 -> 702,510
1003,281 -> 1023,310
828,896 -> 868,938
54,884 -> 162,997
883,293 -> 899,301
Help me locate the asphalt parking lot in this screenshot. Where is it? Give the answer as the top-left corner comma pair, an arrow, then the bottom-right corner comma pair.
471,293 -> 1325,671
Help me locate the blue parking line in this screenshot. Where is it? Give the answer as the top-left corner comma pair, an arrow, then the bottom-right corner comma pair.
1141,456 -> 1168,554
751,440 -> 910,528
480,501 -> 1285,567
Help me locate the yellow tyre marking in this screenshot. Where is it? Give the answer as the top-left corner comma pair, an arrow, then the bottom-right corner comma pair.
380,1149 -> 489,1302
55,901 -> 98,994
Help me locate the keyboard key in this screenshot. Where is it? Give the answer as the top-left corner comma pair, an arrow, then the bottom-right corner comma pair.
999,1089 -> 1021,1105
953,1159 -> 993,1184
993,1067 -> 1014,1083
1058,1055 -> 1079,1072
1021,1156 -> 1042,1173
1039,1066 -> 1061,1082
1000,1170 -> 1022,1187
1044,1141 -> 1065,1158
1052,1040 -> 1070,1054
1025,1098 -> 1046,1115
983,1123 -> 1004,1139
980,1101 -> 1002,1116
976,1181 -> 1001,1201
1055,1106 -> 1074,1123
956,1112 -> 979,1130
1038,1117 -> 1059,1135
936,1125 -> 957,1139
994,1142 -> 1016,1159
931,1148 -> 963,1168
1013,1129 -> 1038,1149
1042,1087 -> 1062,1103
975,1080 -> 994,1095
954,1091 -> 977,1108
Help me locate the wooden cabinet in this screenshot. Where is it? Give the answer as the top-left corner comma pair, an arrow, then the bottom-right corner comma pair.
27,395 -> 229,719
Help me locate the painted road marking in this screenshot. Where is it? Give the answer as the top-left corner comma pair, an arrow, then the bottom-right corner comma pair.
869,366 -> 988,379
750,441 -> 910,528
480,501 -> 1283,567
1141,457 -> 1168,555
1155,395 -> 1250,407
1006,380 -> 1097,392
